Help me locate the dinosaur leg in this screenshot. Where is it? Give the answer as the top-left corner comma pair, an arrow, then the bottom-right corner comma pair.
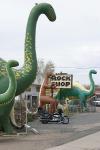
79,95 -> 85,112
40,96 -> 58,113
1,117 -> 15,134
80,96 -> 88,112
0,101 -> 16,134
80,101 -> 84,112
83,99 -> 88,111
83,100 -> 87,108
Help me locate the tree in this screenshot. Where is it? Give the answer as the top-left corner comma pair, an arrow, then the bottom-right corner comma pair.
36,59 -> 55,83
43,60 -> 55,76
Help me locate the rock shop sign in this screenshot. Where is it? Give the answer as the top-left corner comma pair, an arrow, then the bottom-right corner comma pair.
49,73 -> 73,88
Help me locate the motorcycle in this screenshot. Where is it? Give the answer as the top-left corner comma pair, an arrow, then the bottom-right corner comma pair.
38,107 -> 69,124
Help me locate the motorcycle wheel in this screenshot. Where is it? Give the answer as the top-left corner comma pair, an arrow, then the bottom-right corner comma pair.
62,116 -> 69,124
41,120 -> 48,124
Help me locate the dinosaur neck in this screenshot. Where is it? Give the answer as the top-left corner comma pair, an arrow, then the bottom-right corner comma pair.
0,61 -> 17,105
15,3 -> 56,95
86,71 -> 95,97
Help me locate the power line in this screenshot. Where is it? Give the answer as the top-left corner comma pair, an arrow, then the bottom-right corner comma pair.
55,66 -> 100,69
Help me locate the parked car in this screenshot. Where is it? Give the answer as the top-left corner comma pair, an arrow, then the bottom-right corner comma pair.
92,100 -> 100,106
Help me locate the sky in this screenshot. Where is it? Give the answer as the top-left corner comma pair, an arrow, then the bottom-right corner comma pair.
0,0 -> 100,85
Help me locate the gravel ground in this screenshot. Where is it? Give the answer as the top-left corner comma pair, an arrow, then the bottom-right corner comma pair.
0,111 -> 100,150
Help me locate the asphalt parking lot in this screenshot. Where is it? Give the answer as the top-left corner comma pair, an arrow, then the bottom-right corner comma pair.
1,110 -> 100,150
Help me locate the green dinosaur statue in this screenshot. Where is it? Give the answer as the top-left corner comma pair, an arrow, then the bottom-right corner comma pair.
0,3 -> 56,95
55,70 -> 97,109
0,3 -> 56,131
0,60 -> 19,134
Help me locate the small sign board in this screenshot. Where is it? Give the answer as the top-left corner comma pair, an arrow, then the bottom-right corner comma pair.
49,72 -> 73,89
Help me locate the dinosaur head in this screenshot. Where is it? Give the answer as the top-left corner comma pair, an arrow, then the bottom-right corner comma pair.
90,69 -> 97,74
7,60 -> 19,68
36,3 -> 56,22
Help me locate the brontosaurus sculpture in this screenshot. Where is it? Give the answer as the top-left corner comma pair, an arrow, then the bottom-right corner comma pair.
0,60 -> 19,134
0,3 -> 56,95
0,3 -> 56,131
55,70 -> 97,109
